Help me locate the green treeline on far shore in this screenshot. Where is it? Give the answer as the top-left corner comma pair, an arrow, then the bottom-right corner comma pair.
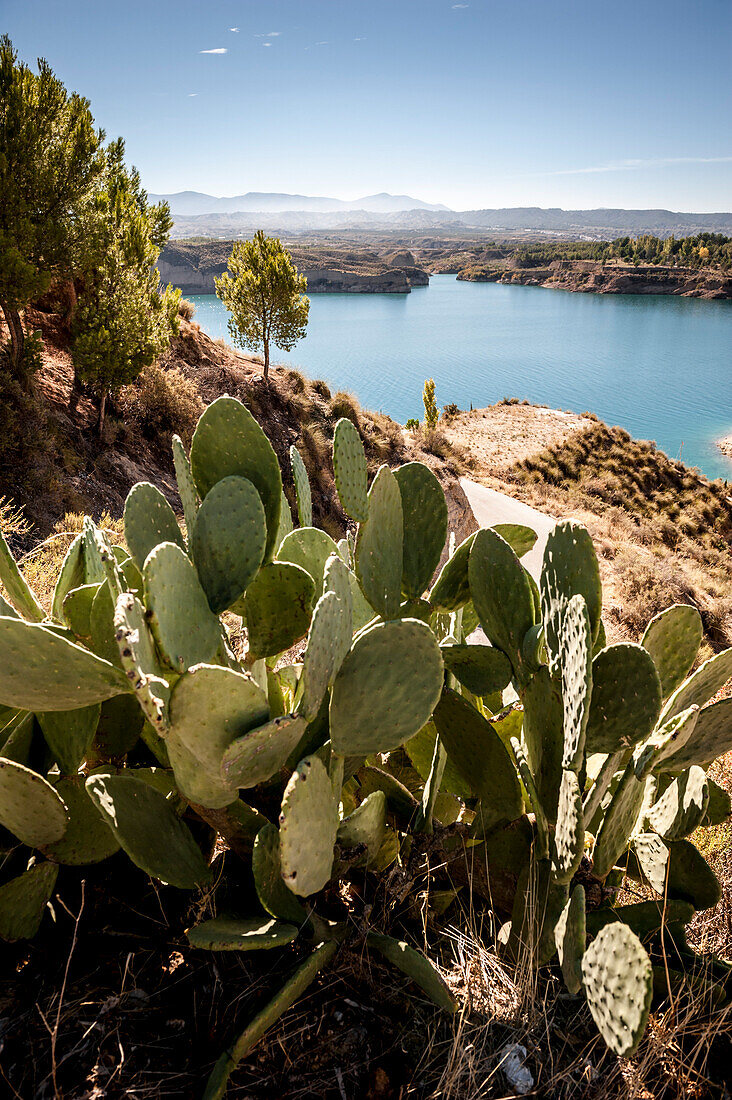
511,232 -> 732,270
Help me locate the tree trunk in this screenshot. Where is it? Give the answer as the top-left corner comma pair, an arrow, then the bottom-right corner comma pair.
0,301 -> 25,378
263,339 -> 270,382
97,391 -> 107,437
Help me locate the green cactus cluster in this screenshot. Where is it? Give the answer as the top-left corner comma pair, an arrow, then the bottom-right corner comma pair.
0,395 -> 730,1094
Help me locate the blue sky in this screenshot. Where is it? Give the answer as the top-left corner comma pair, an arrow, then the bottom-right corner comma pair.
4,0 -> 731,210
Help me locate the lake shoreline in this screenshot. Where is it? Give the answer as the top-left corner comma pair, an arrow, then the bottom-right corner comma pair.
456,261 -> 732,300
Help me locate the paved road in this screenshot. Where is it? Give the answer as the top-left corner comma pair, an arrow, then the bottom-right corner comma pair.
459,477 -> 556,581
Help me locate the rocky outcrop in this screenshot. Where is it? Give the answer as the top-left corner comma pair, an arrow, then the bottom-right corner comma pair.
458,260 -> 732,299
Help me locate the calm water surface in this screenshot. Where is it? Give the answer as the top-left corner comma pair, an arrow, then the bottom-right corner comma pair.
190,275 -> 732,479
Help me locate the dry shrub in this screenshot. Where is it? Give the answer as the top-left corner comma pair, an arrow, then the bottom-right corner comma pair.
309,377 -> 332,400
119,362 -> 204,444
329,389 -> 361,426
177,298 -> 196,321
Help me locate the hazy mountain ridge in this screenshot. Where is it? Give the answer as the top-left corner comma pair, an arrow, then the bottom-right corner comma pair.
148,190 -> 451,215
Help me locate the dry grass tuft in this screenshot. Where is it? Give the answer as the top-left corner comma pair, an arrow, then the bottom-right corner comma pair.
119,362 -> 204,445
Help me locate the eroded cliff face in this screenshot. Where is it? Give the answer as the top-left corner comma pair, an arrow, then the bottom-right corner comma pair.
157,241 -> 429,295
457,260 -> 732,299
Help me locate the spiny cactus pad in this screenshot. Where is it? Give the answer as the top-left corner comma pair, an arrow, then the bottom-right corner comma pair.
37,704 -> 101,775
428,532 -> 475,612
440,643 -> 512,697
275,489 -> 294,551
42,775 -> 120,864
662,698 -> 732,772
222,713 -> 307,789
433,688 -> 522,828
52,533 -> 85,622
330,619 -> 444,755
252,823 -> 308,923
279,754 -> 338,896
63,583 -> 99,637
172,434 -> 200,551
0,862 -> 58,942
169,663 -> 269,777
299,591 -> 348,722
278,527 -> 341,602
86,773 -> 212,888
0,616 -> 128,710
393,462 -> 448,599
114,592 -> 170,735
591,761 -> 646,878
554,885 -> 585,994
244,561 -> 315,659
641,604 -> 703,699
646,765 -> 708,840
469,527 -> 536,674
290,445 -> 312,528
333,417 -> 369,523
0,757 -> 69,846
366,933 -> 457,1012
553,769 -> 584,883
192,476 -> 267,614
660,647 -> 732,723
337,790 -> 387,863
666,838 -> 721,911
581,922 -> 652,1057
634,705 -> 699,778
166,730 -> 237,808
355,465 -> 404,621
0,527 -> 45,622
559,594 -> 592,771
631,832 -> 669,894
406,721 -> 472,800
90,582 -> 121,668
189,396 -> 282,562
188,916 -> 299,951
124,482 -> 185,569
585,643 -> 662,754
491,523 -> 538,559
541,521 -> 602,671
143,542 -> 220,672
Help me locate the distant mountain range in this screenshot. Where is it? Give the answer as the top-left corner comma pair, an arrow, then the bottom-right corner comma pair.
148,190 -> 451,215
148,194 -> 732,240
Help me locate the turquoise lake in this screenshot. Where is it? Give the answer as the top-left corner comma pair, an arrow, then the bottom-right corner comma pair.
189,275 -> 732,480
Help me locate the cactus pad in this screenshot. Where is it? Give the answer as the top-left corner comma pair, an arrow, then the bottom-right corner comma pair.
406,721 -> 472,800
299,591 -> 349,722
0,616 -> 128,710
641,604 -> 702,699
171,434 -> 200,550
428,532 -> 475,612
366,933 -> 457,1012
143,542 -> 221,672
124,482 -> 185,569
541,521 -> 602,671
278,527 -> 341,602
114,592 -> 170,736
631,832 -> 669,894
52,534 -> 85,622
188,916 -> 299,951
581,922 -> 652,1056
660,647 -> 732,723
440,643 -> 512,697
585,644 -> 662,754
192,476 -> 267,613
279,754 -> 338,896
469,527 -> 536,673
559,594 -> 593,771
0,758 -> 69,846
634,705 -> 699,778
337,790 -> 387,863
42,775 -> 120,864
333,417 -> 369,523
0,527 -> 45,622
222,713 -> 307,789
553,769 -> 584,884
62,583 -> 99,638
252,823 -> 307,923
393,462 -> 448,598
354,465 -> 404,621
0,863 -> 58,942
433,688 -> 522,828
647,765 -> 709,840
86,773 -> 212,888
662,698 -> 732,772
290,445 -> 312,528
521,665 -> 565,824
166,730 -> 237,808
591,760 -> 646,878
667,838 -> 721,911
330,619 -> 444,755
275,489 -> 294,551
244,562 -> 315,659
37,704 -> 100,775
491,523 -> 538,559
554,885 -> 585,994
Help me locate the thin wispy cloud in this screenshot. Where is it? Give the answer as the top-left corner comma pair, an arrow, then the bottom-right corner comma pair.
188,93 -> 198,97
255,31 -> 281,37
315,41 -> 329,46
541,155 -> 732,177
229,27 -> 239,33
199,48 -> 227,55
452,3 -> 469,8
263,42 -> 272,47
354,37 -> 366,41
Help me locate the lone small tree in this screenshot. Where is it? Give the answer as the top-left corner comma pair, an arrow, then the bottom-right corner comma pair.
215,230 -> 309,381
73,139 -> 179,434
0,36 -> 105,376
423,378 -> 439,430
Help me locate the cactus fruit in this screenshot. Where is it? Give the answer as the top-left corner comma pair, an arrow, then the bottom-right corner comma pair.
189,396 -> 282,562
192,476 -> 267,613
393,462 -> 448,599
333,417 -> 369,523
366,933 -> 457,1012
330,619 -> 443,755
86,773 -> 212,888
290,445 -> 312,528
279,754 -> 338,897
124,482 -> 185,569
0,862 -> 58,941
641,604 -> 702,698
581,922 -> 652,1057
354,465 -> 403,621
0,757 -> 69,846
